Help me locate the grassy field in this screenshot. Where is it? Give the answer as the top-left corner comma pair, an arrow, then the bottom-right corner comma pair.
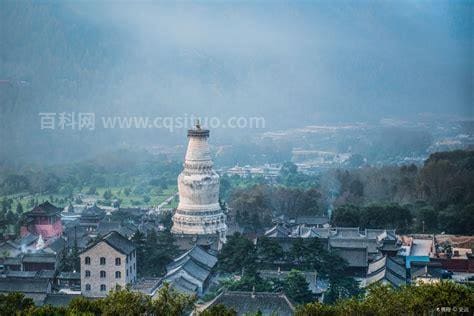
1,185 -> 178,213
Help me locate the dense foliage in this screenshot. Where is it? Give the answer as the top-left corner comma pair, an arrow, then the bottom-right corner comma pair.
296,282 -> 474,315
2,280 -> 471,315
0,150 -> 180,196
331,204 -> 413,233
131,228 -> 179,277
229,184 -> 325,232
0,284 -> 196,316
327,150 -> 474,235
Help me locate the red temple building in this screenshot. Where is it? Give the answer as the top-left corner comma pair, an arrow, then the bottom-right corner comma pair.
20,202 -> 63,239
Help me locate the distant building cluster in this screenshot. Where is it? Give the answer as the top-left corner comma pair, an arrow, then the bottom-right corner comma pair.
263,218 -> 473,294
0,201 -> 162,305
225,163 -> 281,179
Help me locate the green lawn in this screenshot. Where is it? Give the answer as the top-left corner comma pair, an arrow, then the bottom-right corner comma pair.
2,185 -> 178,212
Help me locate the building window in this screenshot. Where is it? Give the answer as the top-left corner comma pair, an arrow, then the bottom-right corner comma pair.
115,258 -> 121,266
126,256 -> 128,264
85,257 -> 91,265
100,270 -> 106,278
100,284 -> 106,292
85,270 -> 91,277
115,271 -> 121,279
85,284 -> 91,291
126,269 -> 129,277
100,257 -> 106,265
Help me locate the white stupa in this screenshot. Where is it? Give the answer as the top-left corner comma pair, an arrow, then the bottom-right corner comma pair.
171,122 -> 227,241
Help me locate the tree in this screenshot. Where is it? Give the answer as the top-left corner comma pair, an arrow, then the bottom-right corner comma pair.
103,189 -> 113,200
225,272 -> 274,292
280,161 -> 298,177
199,304 -> 237,316
415,206 -> 438,233
257,236 -> 285,263
101,288 -> 152,316
0,293 -> 34,315
15,202 -> 23,214
230,186 -> 272,232
152,283 -> 196,316
283,270 -> 314,304
218,233 -> 256,274
133,229 -> 178,277
297,282 -> 474,315
86,186 -> 97,195
331,205 -> 361,227
438,204 -> 474,235
323,276 -> 361,304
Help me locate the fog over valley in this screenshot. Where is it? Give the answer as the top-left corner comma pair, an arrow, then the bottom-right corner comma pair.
0,1 -> 472,165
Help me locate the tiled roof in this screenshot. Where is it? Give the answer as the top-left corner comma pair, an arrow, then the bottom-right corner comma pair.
6,270 -> 55,279
22,252 -> 57,264
329,238 -> 368,249
332,227 -> 363,238
5,270 -> 37,278
27,202 -> 62,217
43,294 -> 81,307
132,278 -> 161,295
365,266 -> 386,285
0,241 -> 21,257
168,258 -> 211,282
386,256 -> 406,278
47,237 -> 66,253
80,205 -> 106,221
169,277 -> 198,294
367,256 -> 387,275
118,226 -> 137,238
0,278 -> 50,293
365,256 -> 407,288
312,227 -> 332,238
291,225 -> 322,238
58,271 -> 80,280
17,234 -> 39,246
295,216 -> 329,226
4,257 -> 21,265
81,231 -> 135,255
96,221 -> 121,235
365,229 -> 397,241
264,225 -> 290,238
164,246 -> 217,294
168,246 -> 217,271
102,231 -> 135,254
206,291 -> 295,316
332,247 -> 368,267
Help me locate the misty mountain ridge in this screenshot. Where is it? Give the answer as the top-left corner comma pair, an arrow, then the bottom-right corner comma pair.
0,1 -> 472,164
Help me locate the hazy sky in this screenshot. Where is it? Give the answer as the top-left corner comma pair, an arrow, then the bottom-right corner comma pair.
0,1 -> 472,164
67,1 -> 472,124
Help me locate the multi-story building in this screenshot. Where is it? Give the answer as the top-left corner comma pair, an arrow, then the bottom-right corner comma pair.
20,201 -> 63,240
79,231 -> 136,297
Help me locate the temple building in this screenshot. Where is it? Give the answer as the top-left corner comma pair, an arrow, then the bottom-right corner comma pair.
171,123 -> 227,243
20,202 -> 63,240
